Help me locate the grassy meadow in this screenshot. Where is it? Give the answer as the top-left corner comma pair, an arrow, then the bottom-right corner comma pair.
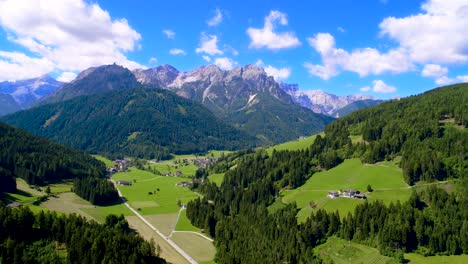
315,236 -> 397,264
265,133 -> 321,154
279,158 -> 411,221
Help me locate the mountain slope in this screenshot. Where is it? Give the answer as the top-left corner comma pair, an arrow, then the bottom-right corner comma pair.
0,121 -> 106,192
134,64 -> 333,143
0,93 -> 21,116
3,88 -> 257,159
0,75 -> 62,114
331,99 -> 384,117
41,64 -> 140,104
279,82 -> 380,116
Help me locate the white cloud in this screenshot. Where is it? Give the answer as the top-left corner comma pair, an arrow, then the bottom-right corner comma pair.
148,57 -> 158,65
372,80 -> 397,93
207,8 -> 223,26
202,55 -> 211,62
360,86 -> 371,92
195,33 -> 223,55
305,33 -> 413,80
379,0 -> 468,64
214,57 -> 237,70
255,59 -> 291,80
56,71 -> 77,82
421,64 -> 448,78
0,51 -> 54,81
0,0 -> 144,81
247,10 -> 301,50
456,75 -> 468,82
162,29 -> 175,39
169,48 -> 186,55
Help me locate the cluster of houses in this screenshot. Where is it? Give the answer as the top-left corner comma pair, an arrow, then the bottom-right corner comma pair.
117,180 -> 132,186
162,171 -> 183,177
191,157 -> 218,168
327,189 -> 366,199
108,158 -> 131,174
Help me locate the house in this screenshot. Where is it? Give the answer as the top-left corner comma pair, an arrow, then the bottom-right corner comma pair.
177,181 -> 192,187
6,202 -> 21,208
117,180 -> 132,186
342,189 -> 358,198
327,191 -> 339,199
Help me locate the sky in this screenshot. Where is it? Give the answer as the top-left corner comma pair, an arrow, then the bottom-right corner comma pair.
0,0 -> 467,99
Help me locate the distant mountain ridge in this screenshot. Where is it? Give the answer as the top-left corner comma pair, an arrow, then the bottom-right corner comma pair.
279,82 -> 381,117
133,64 -> 333,143
0,75 -> 62,115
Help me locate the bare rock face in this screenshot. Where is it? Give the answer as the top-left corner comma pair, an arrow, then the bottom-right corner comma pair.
279,82 -> 378,116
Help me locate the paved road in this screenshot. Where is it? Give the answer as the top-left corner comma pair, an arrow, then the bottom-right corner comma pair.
111,179 -> 198,264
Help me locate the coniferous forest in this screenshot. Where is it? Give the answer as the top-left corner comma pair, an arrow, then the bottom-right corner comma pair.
0,206 -> 166,263
187,84 -> 468,263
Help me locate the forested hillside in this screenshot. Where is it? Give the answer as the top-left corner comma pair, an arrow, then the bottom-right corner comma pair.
186,84 -> 468,262
0,206 -> 166,263
336,83 -> 467,184
3,88 -> 257,159
0,122 -> 106,188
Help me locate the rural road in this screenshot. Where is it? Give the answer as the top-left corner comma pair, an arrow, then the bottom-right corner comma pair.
111,179 -> 198,264
169,207 -> 214,242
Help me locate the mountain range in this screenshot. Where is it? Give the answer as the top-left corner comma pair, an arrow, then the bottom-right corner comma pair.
0,75 -> 62,115
279,82 -> 382,117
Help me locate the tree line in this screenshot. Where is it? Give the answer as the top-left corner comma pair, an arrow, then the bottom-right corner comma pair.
0,206 -> 166,263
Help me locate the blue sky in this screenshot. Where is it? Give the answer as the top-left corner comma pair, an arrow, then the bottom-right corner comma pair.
0,0 -> 467,99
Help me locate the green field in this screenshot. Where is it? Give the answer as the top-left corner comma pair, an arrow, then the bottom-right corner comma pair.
208,173 -> 225,186
113,168 -> 199,215
280,158 -> 411,221
175,210 -> 201,232
92,155 -> 115,167
266,133 -> 321,154
170,232 -> 216,263
405,253 -> 468,264
315,236 -> 397,264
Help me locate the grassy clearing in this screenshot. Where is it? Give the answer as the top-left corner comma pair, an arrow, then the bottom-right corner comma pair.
148,162 -> 198,178
92,155 -> 115,167
315,236 -> 396,264
208,173 -> 224,186
49,182 -> 73,194
125,216 -> 189,264
280,158 -> 411,221
144,213 -> 179,236
405,253 -> 468,264
113,168 -> 198,215
171,232 -> 216,263
42,192 -> 96,221
266,133 -> 320,154
175,210 -> 200,232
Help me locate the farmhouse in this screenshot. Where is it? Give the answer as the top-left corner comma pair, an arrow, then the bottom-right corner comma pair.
354,194 -> 366,199
117,180 -> 132,186
342,189 -> 358,198
327,191 -> 339,199
177,181 -> 192,187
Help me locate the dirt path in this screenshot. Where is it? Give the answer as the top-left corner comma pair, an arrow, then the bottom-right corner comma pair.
111,179 -> 198,264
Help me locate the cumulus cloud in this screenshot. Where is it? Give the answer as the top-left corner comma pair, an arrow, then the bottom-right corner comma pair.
214,57 -> 237,70
0,0 -> 144,81
0,51 -> 54,81
247,10 -> 301,50
162,29 -> 175,39
372,80 -> 397,93
56,71 -> 77,82
202,55 -> 211,62
421,64 -> 448,78
304,33 -> 413,80
196,33 -> 223,55
255,60 -> 291,80
207,8 -> 223,26
380,0 -> 468,64
169,48 -> 187,55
